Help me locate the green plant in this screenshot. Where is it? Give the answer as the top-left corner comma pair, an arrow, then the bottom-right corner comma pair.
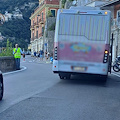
0,39 -> 13,57
47,10 -> 53,17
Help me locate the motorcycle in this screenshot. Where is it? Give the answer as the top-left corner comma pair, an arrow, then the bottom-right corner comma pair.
113,56 -> 120,72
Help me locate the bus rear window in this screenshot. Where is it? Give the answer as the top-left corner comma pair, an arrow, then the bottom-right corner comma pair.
59,13 -> 108,41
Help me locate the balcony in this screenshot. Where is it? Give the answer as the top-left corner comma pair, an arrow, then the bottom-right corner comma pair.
35,22 -> 39,28
30,25 -> 35,30
39,19 -> 44,25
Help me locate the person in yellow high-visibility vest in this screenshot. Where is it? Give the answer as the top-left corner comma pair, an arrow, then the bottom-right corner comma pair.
13,44 -> 23,70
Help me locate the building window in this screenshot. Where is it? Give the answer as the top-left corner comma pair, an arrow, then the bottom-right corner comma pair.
36,30 -> 38,38
33,20 -> 34,25
42,13 -> 43,20
37,16 -> 38,23
51,10 -> 55,17
42,27 -> 44,35
32,33 -> 34,39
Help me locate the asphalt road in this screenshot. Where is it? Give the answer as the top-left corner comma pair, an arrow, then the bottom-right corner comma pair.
0,56 -> 120,120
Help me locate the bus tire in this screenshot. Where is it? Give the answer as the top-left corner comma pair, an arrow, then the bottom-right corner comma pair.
65,74 -> 71,80
59,75 -> 64,79
59,73 -> 71,80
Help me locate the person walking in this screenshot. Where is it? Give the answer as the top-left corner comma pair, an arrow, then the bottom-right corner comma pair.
13,44 -> 23,70
40,50 -> 43,61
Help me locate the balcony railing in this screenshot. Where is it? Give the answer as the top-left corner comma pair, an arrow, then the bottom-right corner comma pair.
34,22 -> 39,27
39,18 -> 44,24
30,25 -> 35,30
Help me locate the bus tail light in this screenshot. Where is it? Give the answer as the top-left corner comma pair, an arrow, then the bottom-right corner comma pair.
103,50 -> 108,63
54,47 -> 57,60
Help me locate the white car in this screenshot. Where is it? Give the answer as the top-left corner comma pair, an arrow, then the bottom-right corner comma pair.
0,71 -> 3,100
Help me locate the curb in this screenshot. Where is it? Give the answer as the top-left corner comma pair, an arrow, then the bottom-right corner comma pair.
3,66 -> 27,76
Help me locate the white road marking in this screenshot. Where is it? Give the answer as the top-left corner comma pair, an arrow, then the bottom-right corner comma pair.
3,66 -> 27,76
111,73 -> 120,78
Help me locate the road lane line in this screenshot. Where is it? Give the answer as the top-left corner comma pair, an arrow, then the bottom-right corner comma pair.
3,66 -> 27,75
111,73 -> 120,78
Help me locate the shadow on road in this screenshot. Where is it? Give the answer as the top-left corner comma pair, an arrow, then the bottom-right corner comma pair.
58,74 -> 109,87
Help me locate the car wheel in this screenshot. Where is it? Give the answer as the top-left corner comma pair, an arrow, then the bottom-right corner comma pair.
0,75 -> 3,101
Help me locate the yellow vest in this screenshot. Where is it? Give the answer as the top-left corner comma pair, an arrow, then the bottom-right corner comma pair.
13,48 -> 21,58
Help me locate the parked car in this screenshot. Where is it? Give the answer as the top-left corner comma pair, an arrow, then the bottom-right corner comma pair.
0,71 -> 3,100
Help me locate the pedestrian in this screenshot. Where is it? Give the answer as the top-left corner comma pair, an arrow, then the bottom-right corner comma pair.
13,44 -> 23,70
45,51 -> 47,61
40,50 -> 43,61
34,51 -> 36,57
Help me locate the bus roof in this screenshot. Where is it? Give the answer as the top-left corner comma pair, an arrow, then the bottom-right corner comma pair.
58,7 -> 111,16
70,6 -> 100,10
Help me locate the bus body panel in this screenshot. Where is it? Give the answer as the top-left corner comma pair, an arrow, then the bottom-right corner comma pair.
53,60 -> 108,75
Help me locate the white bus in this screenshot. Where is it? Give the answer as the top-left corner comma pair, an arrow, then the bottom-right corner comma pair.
53,6 -> 111,81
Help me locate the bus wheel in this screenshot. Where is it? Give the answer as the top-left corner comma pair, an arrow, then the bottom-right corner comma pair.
65,74 -> 71,80
59,73 -> 71,80
59,75 -> 64,79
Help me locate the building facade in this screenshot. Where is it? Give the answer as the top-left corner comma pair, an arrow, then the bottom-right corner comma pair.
30,0 -> 59,55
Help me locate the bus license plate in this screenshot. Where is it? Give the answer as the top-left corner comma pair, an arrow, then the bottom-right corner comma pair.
73,67 -> 86,72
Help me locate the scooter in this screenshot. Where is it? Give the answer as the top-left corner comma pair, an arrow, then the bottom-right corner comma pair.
113,56 -> 120,72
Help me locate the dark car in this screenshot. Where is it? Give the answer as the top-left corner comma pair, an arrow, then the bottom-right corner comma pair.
0,71 -> 3,100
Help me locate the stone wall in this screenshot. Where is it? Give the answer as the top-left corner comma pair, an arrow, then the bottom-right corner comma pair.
0,57 -> 16,73
47,31 -> 55,55
44,17 -> 56,55
47,17 -> 56,29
